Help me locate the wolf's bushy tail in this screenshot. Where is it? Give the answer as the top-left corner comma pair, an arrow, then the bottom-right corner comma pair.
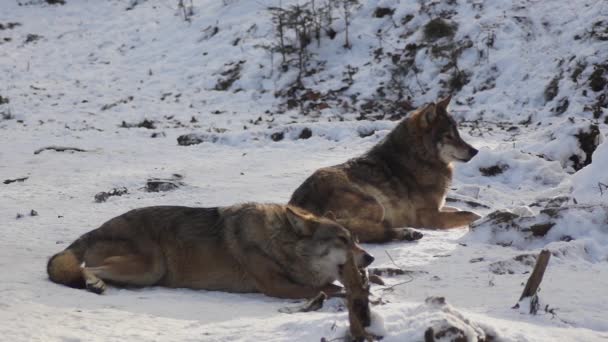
47,237 -> 88,288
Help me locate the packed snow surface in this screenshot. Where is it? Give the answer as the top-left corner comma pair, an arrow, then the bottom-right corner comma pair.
1,0 -> 607,341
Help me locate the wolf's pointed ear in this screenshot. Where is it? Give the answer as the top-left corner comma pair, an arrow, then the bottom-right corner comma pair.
286,206 -> 314,236
323,211 -> 337,221
419,103 -> 437,129
437,95 -> 452,110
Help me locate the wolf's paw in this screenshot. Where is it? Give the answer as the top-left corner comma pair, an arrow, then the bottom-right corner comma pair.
460,211 -> 482,224
86,278 -> 106,294
396,228 -> 423,241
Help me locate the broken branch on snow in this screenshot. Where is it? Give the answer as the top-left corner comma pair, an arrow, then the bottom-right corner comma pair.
3,176 -> 28,184
34,146 -> 87,155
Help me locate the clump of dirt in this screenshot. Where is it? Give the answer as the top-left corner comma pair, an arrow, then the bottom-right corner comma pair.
554,97 -> 569,115
101,96 -> 133,111
94,187 -> 128,203
120,119 -> 156,129
544,76 -> 560,102
374,7 -> 395,18
145,174 -> 184,192
298,127 -> 312,139
24,34 -> 42,44
0,95 -> 9,105
447,69 -> 471,92
270,131 -> 284,142
177,133 -> 215,146
214,60 -> 245,91
530,222 -> 555,236
0,22 -> 21,30
479,163 -> 509,176
589,20 -> 608,41
423,18 -> 456,41
489,254 -> 537,275
150,132 -> 166,138
570,61 -> 587,82
401,14 -> 415,25
588,65 -> 607,92
570,124 -> 601,171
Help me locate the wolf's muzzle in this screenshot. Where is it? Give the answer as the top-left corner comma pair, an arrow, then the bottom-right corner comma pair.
363,253 -> 375,267
469,147 -> 479,158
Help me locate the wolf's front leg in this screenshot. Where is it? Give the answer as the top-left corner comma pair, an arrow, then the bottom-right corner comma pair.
415,208 -> 480,229
243,252 -> 332,299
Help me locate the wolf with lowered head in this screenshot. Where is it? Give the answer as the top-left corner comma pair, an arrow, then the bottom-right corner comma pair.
47,203 -> 374,299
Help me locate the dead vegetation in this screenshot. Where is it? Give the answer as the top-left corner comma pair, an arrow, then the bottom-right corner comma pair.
570,124 -> 601,171
267,1 -> 361,114
479,163 -> 509,177
588,64 -> 607,92
423,18 -> 456,41
145,174 -> 185,192
94,187 -> 128,203
214,61 -> 245,91
0,22 -> 21,30
120,119 -> 156,129
101,96 -> 134,111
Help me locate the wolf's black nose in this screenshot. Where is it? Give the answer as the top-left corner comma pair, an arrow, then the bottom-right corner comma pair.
470,147 -> 479,157
363,253 -> 375,267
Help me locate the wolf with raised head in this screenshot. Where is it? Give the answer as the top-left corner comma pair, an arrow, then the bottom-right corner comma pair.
47,204 -> 374,299
289,96 -> 481,243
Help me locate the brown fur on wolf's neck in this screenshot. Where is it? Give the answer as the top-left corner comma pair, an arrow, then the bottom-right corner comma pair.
358,107 -> 454,198
289,96 -> 481,243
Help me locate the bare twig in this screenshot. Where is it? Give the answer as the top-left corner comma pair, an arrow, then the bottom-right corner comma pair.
379,275 -> 414,293
3,176 -> 28,184
598,182 -> 607,196
34,146 -> 87,155
385,250 -> 401,269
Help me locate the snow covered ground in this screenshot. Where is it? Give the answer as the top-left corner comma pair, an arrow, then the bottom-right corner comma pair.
1,0 -> 607,341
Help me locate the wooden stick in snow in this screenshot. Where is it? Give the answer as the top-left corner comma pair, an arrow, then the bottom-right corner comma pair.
342,251 -> 373,342
515,249 -> 551,314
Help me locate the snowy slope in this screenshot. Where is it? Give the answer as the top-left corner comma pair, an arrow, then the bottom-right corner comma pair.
1,0 -> 607,341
